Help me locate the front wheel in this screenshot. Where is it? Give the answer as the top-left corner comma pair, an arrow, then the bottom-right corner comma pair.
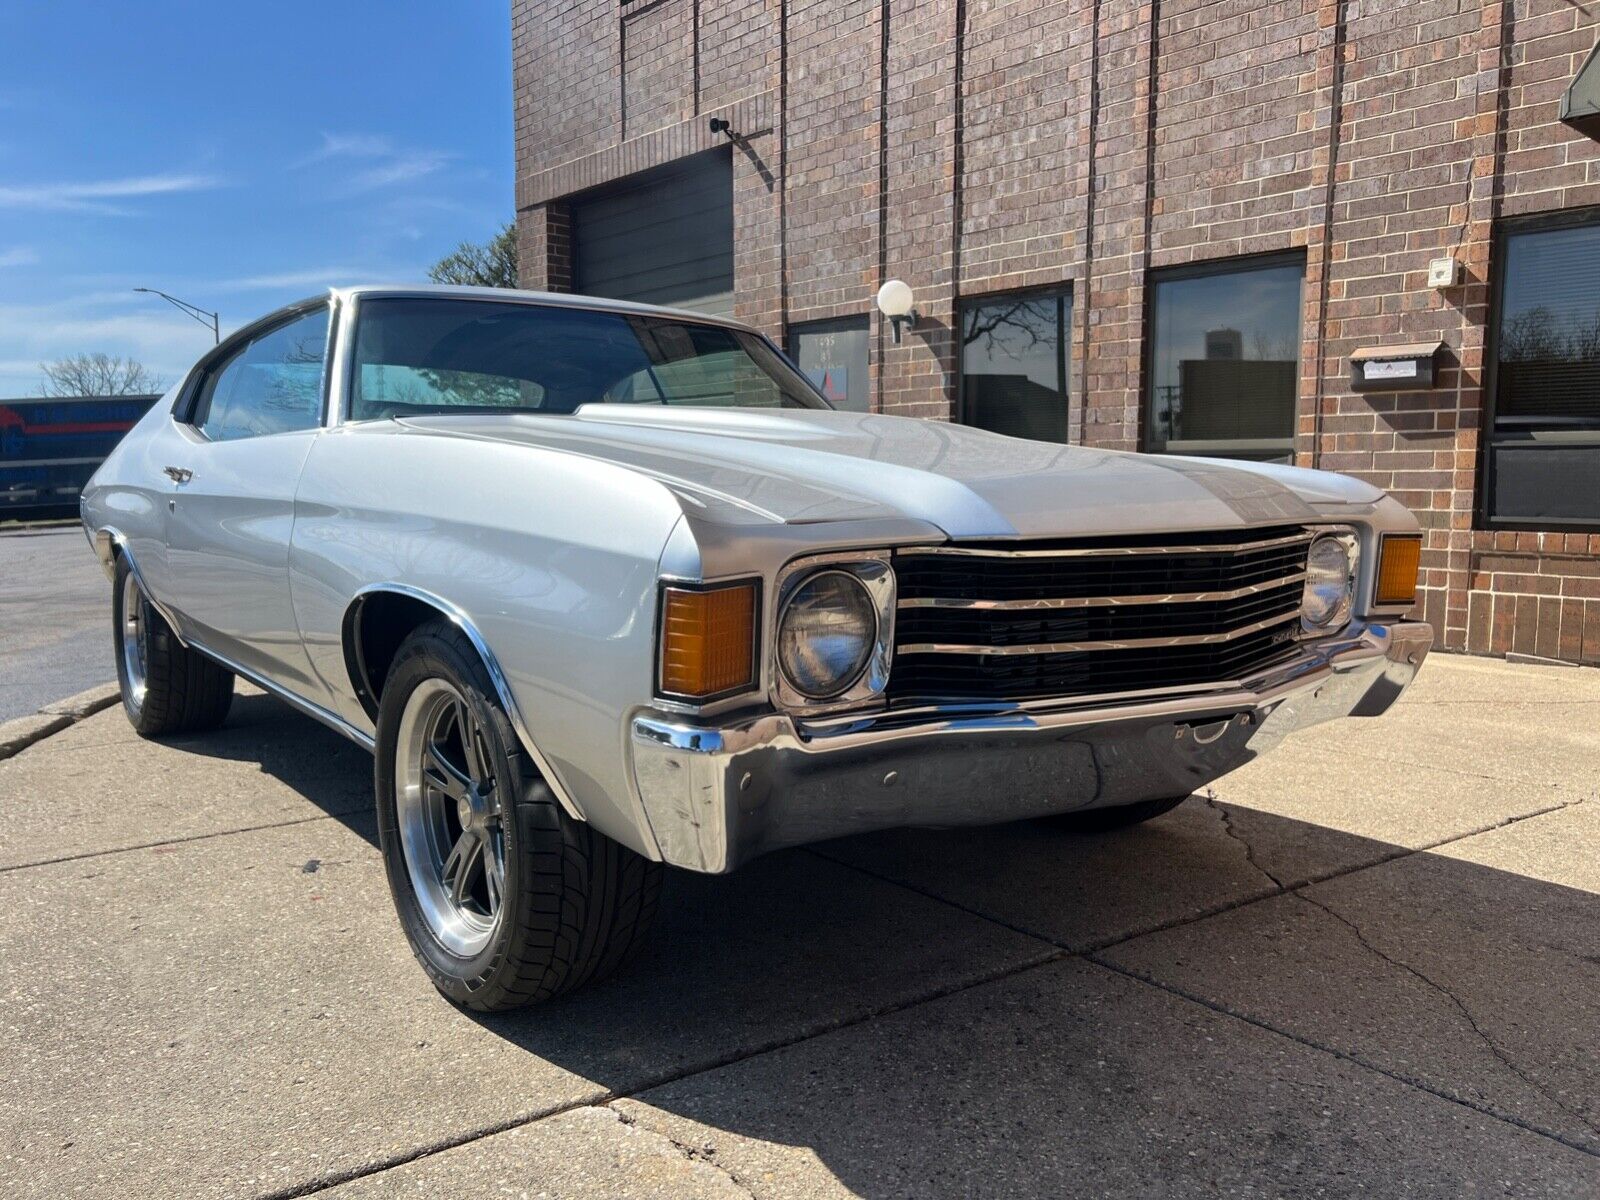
1036,794 -> 1189,833
113,554 -> 234,736
374,619 -> 662,1011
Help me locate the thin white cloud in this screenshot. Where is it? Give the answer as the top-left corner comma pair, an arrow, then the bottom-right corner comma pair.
0,246 -> 38,268
296,131 -> 451,196
344,151 -> 449,192
0,172 -> 220,215
295,132 -> 393,165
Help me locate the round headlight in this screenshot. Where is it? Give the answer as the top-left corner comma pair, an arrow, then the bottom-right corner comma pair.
778,570 -> 877,699
1302,534 -> 1355,632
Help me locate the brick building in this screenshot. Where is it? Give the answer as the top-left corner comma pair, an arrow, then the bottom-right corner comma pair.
513,0 -> 1600,665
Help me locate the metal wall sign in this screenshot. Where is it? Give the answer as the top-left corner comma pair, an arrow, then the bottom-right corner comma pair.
1348,342 -> 1443,393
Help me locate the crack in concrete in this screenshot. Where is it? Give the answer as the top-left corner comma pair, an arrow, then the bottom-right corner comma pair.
1294,888 -> 1600,1145
1205,789 -> 1289,891
1205,790 -> 1599,1146
608,1103 -> 760,1198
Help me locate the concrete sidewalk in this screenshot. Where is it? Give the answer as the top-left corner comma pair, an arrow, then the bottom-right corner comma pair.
0,654 -> 1596,1197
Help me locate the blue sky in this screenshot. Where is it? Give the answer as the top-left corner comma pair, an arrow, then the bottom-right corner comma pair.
0,2 -> 513,395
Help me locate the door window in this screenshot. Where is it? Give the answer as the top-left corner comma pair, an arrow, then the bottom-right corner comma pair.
191,307 -> 329,441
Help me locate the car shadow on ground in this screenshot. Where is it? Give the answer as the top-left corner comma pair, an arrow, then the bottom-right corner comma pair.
176,691 -> 1600,1195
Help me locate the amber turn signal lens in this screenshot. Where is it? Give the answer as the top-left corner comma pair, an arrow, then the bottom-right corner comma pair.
659,583 -> 757,699
1376,535 -> 1422,606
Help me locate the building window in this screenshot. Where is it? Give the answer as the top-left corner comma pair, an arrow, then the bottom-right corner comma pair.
1145,255 -> 1304,461
1486,211 -> 1600,529
959,289 -> 1070,443
788,317 -> 870,412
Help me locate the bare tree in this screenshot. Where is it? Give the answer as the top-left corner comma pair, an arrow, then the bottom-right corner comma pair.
962,299 -> 1058,360
39,353 -> 164,397
428,223 -> 519,289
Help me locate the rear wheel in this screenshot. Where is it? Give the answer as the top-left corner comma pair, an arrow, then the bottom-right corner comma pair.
113,554 -> 234,737
374,619 -> 662,1011
1037,794 -> 1189,833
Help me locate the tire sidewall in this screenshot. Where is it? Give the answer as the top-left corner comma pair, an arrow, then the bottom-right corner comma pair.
111,555 -> 149,729
374,629 -> 529,1005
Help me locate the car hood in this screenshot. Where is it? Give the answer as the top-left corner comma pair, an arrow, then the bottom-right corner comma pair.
395,407 -> 1381,538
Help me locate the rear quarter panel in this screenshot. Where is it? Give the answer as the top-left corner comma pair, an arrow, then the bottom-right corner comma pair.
79,393 -> 183,603
289,421 -> 689,854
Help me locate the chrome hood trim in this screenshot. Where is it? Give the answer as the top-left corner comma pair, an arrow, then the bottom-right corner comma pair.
392,408 -> 1377,538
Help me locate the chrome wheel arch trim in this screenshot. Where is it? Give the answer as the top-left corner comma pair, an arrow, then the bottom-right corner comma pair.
342,582 -> 585,822
94,527 -> 190,648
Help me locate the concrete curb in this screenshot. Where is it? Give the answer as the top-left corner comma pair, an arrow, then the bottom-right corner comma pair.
0,683 -> 120,761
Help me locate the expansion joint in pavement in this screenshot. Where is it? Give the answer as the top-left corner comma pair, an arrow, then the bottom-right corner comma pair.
263,945 -> 1067,1199
0,810 -> 368,875
809,803 -> 1600,1164
1085,955 -> 1600,1162
1289,888 -> 1600,1145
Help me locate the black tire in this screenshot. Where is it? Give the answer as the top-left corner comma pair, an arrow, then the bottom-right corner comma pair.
1037,793 -> 1189,833
113,553 -> 234,737
374,619 -> 663,1011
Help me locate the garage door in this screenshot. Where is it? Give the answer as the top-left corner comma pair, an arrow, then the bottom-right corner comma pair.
570,149 -> 734,318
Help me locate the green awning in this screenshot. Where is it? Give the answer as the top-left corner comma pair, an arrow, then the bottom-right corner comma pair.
1562,39 -> 1600,139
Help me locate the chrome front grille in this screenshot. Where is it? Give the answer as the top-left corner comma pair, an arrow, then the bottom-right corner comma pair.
888,526 -> 1312,703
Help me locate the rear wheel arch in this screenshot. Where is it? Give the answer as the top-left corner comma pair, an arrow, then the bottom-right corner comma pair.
342,585 -> 586,822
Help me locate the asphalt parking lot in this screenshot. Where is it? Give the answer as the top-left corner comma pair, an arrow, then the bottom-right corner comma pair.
0,523 -> 113,721
2,652 -> 1598,1197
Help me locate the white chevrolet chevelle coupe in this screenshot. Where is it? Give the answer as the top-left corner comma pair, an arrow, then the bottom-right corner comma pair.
81,285 -> 1432,1011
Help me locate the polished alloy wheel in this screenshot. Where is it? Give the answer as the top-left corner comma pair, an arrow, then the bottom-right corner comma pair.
394,679 -> 507,957
120,570 -> 150,710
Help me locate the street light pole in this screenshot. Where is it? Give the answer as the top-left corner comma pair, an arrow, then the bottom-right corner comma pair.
133,288 -> 220,344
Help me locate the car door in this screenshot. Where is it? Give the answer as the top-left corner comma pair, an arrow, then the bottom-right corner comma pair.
165,304 -> 331,697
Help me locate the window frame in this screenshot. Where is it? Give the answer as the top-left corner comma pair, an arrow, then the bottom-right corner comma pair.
785,315 -> 871,412
1139,249 -> 1307,460
176,298 -> 335,442
954,284 -> 1072,437
1480,205 -> 1600,534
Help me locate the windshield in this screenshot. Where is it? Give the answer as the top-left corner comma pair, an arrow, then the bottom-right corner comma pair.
346,297 -> 828,420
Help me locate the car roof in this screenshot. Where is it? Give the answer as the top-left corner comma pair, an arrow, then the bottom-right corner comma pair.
319,283 -> 753,332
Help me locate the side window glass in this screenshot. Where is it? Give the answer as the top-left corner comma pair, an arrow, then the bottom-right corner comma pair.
192,307 -> 329,441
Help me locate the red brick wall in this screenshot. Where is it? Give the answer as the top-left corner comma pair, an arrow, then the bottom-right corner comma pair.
512,0 -> 1600,664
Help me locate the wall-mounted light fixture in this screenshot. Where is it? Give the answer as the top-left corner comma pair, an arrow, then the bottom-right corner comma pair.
875,279 -> 918,344
709,116 -> 735,139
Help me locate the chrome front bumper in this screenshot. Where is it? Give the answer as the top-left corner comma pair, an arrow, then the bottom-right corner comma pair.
629,619 -> 1433,873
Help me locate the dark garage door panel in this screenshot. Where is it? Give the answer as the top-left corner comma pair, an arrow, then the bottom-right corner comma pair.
571,150 -> 734,318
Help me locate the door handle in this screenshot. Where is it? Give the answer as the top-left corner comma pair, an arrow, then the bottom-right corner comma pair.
163,466 -> 193,484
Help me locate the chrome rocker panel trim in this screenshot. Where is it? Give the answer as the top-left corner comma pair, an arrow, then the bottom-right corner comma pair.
190,639 -> 377,751
630,619 -> 1433,874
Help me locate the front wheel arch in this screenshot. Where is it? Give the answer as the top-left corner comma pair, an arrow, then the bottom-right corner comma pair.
341,584 -> 585,822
